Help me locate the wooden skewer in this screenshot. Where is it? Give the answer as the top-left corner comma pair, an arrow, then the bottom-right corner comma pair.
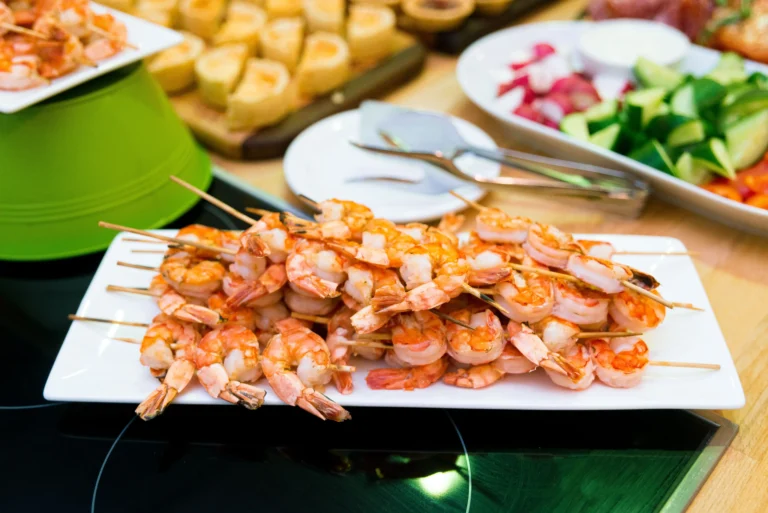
291,312 -> 330,324
620,281 -> 675,309
117,261 -> 159,272
0,22 -> 47,38
671,302 -> 705,312
508,263 -> 581,283
68,314 -> 150,328
648,360 -> 720,370
99,221 -> 238,256
123,238 -> 167,243
245,207 -> 275,217
106,285 -> 159,297
461,283 -> 510,315
131,249 -> 169,254
170,175 -> 257,226
88,23 -> 138,49
329,364 -> 356,372
614,251 -> 698,256
576,331 -> 642,339
449,190 -> 488,211
112,337 -> 141,344
338,340 -> 393,350
356,333 -> 392,341
431,309 -> 475,330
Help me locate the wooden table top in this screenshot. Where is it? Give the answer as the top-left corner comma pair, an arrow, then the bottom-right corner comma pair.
211,1 -> 768,510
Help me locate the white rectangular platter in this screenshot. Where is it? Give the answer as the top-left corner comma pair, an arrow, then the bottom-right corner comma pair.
0,3 -> 182,114
44,230 -> 745,410
456,21 -> 768,236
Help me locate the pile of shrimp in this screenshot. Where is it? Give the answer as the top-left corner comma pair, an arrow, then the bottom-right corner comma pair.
1,0 -> 130,91
120,199 -> 676,422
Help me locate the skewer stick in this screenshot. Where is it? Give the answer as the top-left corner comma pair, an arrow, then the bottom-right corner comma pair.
671,302 -> 705,311
131,249 -> 169,254
648,360 -> 720,370
88,24 -> 138,49
112,337 -> 141,344
431,310 -> 475,330
170,175 -> 257,226
106,285 -> 159,297
620,281 -> 675,309
123,238 -> 167,243
356,333 -> 392,341
338,340 -> 392,350
576,331 -> 642,339
329,364 -> 356,372
614,251 -> 698,256
461,283 -> 510,315
68,314 -> 149,328
507,263 -> 581,283
245,208 -> 275,217
117,261 -> 159,272
99,221 -> 238,256
291,312 -> 330,324
449,190 -> 488,211
0,22 -> 47,38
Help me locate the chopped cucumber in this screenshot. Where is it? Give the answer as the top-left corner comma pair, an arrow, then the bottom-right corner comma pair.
673,152 -> 713,185
690,138 -> 736,179
668,120 -> 706,147
748,72 -> 768,89
719,90 -> 768,129
646,113 -> 694,142
560,113 -> 589,141
584,100 -> 618,133
670,79 -> 726,118
722,83 -> 757,107
588,124 -> 622,150
634,57 -> 684,90
624,88 -> 667,131
629,139 -> 677,175
715,52 -> 745,71
725,109 -> 768,170
706,52 -> 748,85
670,84 -> 697,117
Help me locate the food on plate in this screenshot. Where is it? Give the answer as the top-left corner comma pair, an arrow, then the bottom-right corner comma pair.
260,16 -> 304,72
711,1 -> 768,63
474,0 -> 512,15
98,0 -> 136,11
499,40 -> 768,210
265,0 -> 303,19
195,43 -> 248,108
702,151 -> 768,207
226,57 -> 292,130
587,0 -> 713,41
212,1 -> 267,53
89,182 -> 714,423
134,6 -> 174,27
147,30 -> 205,93
178,0 -> 226,39
303,0 -> 344,34
346,4 -> 395,62
401,0 -> 475,32
0,1 -> 133,91
295,31 -> 350,96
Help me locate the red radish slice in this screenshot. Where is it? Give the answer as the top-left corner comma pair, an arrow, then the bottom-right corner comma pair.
497,74 -> 530,97
538,92 -> 574,123
521,85 -> 536,104
510,59 -> 535,71
532,43 -> 556,60
513,103 -> 544,123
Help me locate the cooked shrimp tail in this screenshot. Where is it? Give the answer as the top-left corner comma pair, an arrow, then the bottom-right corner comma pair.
366,357 -> 448,390
219,381 -> 267,409
135,359 -> 195,420
443,364 -> 505,389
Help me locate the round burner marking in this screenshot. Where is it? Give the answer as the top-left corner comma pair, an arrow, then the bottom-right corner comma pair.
91,415 -> 135,513
446,412 -> 472,513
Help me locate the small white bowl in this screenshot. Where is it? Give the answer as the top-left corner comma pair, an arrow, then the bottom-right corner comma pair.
578,19 -> 690,81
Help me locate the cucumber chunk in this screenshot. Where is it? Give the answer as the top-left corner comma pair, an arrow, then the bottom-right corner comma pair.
560,113 -> 589,141
624,88 -> 667,131
588,124 -> 622,150
668,120 -> 707,147
634,57 -> 684,90
646,113 -> 694,142
690,138 -> 736,179
719,90 -> 768,129
673,152 -> 714,185
629,139 -> 677,175
584,100 -> 618,133
725,109 -> 768,170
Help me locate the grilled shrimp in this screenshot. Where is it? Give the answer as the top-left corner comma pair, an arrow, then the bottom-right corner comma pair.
366,356 -> 449,391
390,311 -> 448,366
445,309 -> 505,365
523,223 -> 581,269
609,288 -> 666,333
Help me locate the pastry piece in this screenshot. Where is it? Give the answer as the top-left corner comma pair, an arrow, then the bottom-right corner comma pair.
295,31 -> 350,96
260,17 -> 305,72
347,4 -> 395,62
178,0 -> 226,39
265,0 -> 303,19
350,0 -> 401,7
213,1 -> 267,54
195,43 -> 250,108
227,58 -> 292,130
148,31 -> 205,93
303,0 -> 344,34
474,0 -> 511,15
401,0 -> 474,32
96,0 -> 134,11
134,7 -> 174,26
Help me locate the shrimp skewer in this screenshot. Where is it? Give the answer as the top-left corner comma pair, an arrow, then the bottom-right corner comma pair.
589,338 -> 649,388
390,311 -> 448,366
507,321 -> 581,380
444,344 -> 535,389
544,343 -> 595,390
445,309 -> 505,365
366,356 -> 449,390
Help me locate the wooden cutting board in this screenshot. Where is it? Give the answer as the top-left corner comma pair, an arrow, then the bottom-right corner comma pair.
171,32 -> 427,160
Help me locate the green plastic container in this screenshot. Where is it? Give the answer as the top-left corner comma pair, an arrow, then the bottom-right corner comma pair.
0,63 -> 211,261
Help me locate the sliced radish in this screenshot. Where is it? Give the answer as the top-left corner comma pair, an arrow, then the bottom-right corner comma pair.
513,103 -> 544,123
497,74 -> 530,97
543,119 -> 560,129
532,43 -> 556,60
520,85 -> 536,104
592,74 -> 633,101
538,92 -> 575,123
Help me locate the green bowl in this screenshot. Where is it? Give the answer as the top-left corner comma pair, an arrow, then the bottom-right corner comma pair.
0,63 -> 211,261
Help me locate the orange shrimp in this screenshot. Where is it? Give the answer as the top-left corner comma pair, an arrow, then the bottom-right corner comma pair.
366,356 -> 449,391
445,308 -> 505,365
609,289 -> 666,333
590,338 -> 649,388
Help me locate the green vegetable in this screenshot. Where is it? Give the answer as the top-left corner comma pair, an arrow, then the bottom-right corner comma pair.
560,113 -> 589,141
706,52 -> 748,85
583,100 -> 618,133
748,72 -> 768,89
646,113 -> 694,142
670,79 -> 726,118
725,108 -> 768,170
634,57 -> 684,90
722,83 -> 757,107
689,138 -> 736,179
629,139 -> 677,175
588,124 -> 622,150
668,120 -> 707,147
719,90 -> 768,129
670,84 -> 697,117
624,88 -> 667,131
673,152 -> 714,185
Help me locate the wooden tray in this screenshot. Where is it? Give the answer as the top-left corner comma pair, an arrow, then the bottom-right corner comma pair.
171,32 -> 427,160
425,0 -> 559,54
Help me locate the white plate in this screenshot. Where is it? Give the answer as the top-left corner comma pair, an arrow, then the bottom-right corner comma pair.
44,230 -> 744,410
457,21 -> 768,236
283,109 -> 501,223
0,3 -> 182,114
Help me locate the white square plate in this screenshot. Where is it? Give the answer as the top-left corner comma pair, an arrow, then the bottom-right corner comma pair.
456,21 -> 768,236
0,3 -> 182,114
44,230 -> 744,410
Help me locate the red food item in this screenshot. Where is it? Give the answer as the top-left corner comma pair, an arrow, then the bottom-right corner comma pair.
549,75 -> 601,111
701,183 -> 742,202
532,43 -> 556,60
510,59 -> 534,71
745,194 -> 768,210
587,0 -> 713,41
543,119 -> 560,129
538,92 -> 575,123
513,103 -> 544,123
620,81 -> 635,95
497,74 -> 530,97
744,175 -> 768,195
521,85 -> 536,104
